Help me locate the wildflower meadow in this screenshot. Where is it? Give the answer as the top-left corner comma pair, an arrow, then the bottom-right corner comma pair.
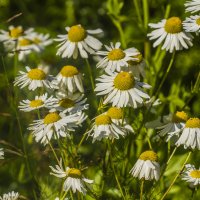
0,0 -> 200,199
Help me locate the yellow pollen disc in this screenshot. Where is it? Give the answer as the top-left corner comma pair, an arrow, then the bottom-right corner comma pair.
19,38 -> 31,46
60,65 -> 79,77
107,48 -> 125,61
114,72 -> 135,90
68,168 -> 82,178
196,18 -> 200,25
139,150 -> 158,161
95,115 -> 111,125
68,25 -> 87,42
29,99 -> 44,108
27,69 -> 46,80
172,111 -> 188,123
185,118 -> 200,128
128,53 -> 143,65
164,17 -> 182,33
59,98 -> 75,108
10,27 -> 23,38
33,37 -> 41,44
107,107 -> 123,119
190,170 -> 200,178
43,112 -> 61,124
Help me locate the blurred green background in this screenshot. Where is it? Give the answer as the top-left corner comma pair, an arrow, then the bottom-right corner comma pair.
0,0 -> 199,199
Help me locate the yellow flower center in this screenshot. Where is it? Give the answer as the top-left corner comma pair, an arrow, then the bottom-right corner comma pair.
59,98 -> 75,108
27,69 -> 46,80
19,38 -> 31,46
29,99 -> 44,108
10,27 -> 23,38
95,115 -> 112,125
164,17 -> 182,33
33,37 -> 41,44
172,111 -> 188,123
185,118 -> 200,128
128,53 -> 143,65
107,48 -> 125,61
68,168 -> 82,178
139,150 -> 158,161
196,18 -> 200,25
60,65 -> 79,77
43,112 -> 61,124
190,170 -> 200,178
68,25 -> 87,42
107,107 -> 123,119
114,72 -> 135,90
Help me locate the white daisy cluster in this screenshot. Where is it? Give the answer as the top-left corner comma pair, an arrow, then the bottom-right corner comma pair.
50,159 -> 93,194
0,25 -> 52,60
183,0 -> 200,35
182,164 -> 200,187
0,191 -> 19,200
15,63 -> 88,145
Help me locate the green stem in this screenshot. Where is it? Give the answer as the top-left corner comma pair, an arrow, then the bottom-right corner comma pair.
142,0 -> 149,29
133,0 -> 143,25
160,151 -> 192,200
85,59 -> 95,91
154,51 -> 175,98
140,179 -> 145,200
166,147 -> 177,165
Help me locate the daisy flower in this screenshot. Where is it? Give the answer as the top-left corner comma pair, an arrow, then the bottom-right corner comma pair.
0,25 -> 23,42
28,110 -> 85,144
156,111 -> 188,142
127,52 -> 146,79
54,91 -> 88,114
130,150 -> 160,181
50,159 -> 93,194
87,114 -> 128,142
19,93 -> 57,112
183,15 -> 200,34
95,71 -> 151,108
96,42 -> 139,72
182,164 -> 200,187
14,65 -> 55,91
55,24 -> 102,59
0,191 -> 19,200
54,65 -> 84,93
0,148 -> 4,159
106,107 -> 134,133
185,0 -> 200,13
148,17 -> 193,53
176,117 -> 200,149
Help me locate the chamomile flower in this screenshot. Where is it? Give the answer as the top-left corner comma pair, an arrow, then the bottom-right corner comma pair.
182,164 -> 200,187
14,65 -> 54,91
55,24 -> 102,59
87,114 -> 128,142
28,110 -> 84,144
176,118 -> 200,149
183,15 -> 200,34
19,93 -> 57,112
0,25 -> 23,42
54,91 -> 88,114
96,42 -> 139,72
50,159 -> 93,194
106,107 -> 134,133
95,71 -> 151,108
130,150 -> 160,181
54,65 -> 83,93
185,0 -> 200,13
0,148 -> 4,159
156,111 -> 188,142
127,52 -> 146,79
148,17 -> 193,53
0,191 -> 19,200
